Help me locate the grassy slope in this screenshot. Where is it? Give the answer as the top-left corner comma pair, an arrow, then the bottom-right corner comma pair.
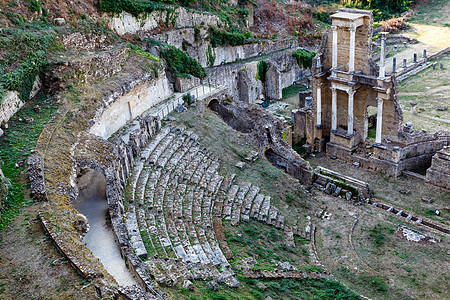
397,54 -> 449,133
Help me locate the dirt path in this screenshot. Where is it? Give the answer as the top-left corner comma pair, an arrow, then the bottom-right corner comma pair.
384,23 -> 450,72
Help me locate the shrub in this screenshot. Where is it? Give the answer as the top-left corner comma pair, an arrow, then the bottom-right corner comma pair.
0,51 -> 47,103
209,27 -> 248,47
256,60 -> 269,84
341,0 -> 413,21
160,45 -> 206,79
182,93 -> 193,106
313,10 -> 331,24
292,49 -> 316,69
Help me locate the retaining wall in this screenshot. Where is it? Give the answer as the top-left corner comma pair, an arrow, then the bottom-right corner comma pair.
90,69 -> 173,139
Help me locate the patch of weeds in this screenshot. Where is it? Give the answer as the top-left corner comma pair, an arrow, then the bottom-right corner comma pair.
369,223 -> 394,247
0,92 -> 58,229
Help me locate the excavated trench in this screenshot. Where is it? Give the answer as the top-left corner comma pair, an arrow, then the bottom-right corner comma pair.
74,168 -> 138,287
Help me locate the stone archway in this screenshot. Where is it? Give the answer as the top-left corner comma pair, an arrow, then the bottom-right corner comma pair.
207,99 -> 220,113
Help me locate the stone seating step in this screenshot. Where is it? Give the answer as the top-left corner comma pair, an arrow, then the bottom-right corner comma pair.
258,196 -> 271,222
250,194 -> 265,218
222,184 -> 239,220
147,132 -> 176,165
126,206 -> 148,259
231,182 -> 251,225
242,186 -> 260,216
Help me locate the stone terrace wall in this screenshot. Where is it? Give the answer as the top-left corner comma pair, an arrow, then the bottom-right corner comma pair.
90,68 -> 173,139
106,8 -> 220,36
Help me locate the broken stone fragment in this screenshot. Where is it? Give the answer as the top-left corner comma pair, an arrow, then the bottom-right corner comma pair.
437,105 -> 448,111
235,161 -> 246,170
206,280 -> 219,291
278,261 -> 297,271
54,18 -> 65,26
182,279 -> 194,290
399,189 -> 411,195
421,196 -> 433,204
345,192 -> 352,201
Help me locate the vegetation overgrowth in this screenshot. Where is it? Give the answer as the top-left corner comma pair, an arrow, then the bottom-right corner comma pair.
341,0 -> 414,21
160,45 -> 206,79
292,48 -> 317,69
209,27 -> 252,47
0,93 -> 57,229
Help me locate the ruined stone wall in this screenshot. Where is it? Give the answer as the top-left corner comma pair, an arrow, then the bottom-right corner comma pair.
0,91 -> 24,128
107,9 -> 220,36
0,77 -> 41,128
209,101 -> 314,184
426,146 -> 450,190
89,68 -> 173,139
207,50 -> 307,103
207,61 -> 262,103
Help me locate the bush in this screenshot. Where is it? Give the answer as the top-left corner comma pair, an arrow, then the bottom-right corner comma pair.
182,93 -> 193,106
313,10 -> 331,24
292,49 -> 316,69
256,60 -> 269,84
99,0 -> 195,16
160,45 -> 206,79
209,27 -> 248,47
341,0 -> 413,21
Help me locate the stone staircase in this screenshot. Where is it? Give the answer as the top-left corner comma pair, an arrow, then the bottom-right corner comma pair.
123,125 -> 293,288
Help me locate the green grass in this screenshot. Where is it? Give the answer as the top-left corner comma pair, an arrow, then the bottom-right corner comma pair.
0,92 -> 58,229
224,219 -> 310,273
409,0 -> 450,26
281,85 -> 308,101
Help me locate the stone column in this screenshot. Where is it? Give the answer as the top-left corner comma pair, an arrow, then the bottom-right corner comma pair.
331,25 -> 338,75
379,32 -> 388,79
349,24 -> 356,72
375,97 -> 384,144
423,49 -> 427,59
331,86 -> 337,131
392,57 -> 396,73
403,58 -> 407,68
316,83 -> 322,127
413,53 -> 417,63
347,89 -> 355,135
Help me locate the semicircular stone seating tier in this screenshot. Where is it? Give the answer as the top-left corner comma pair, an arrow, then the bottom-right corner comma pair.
123,125 -> 291,288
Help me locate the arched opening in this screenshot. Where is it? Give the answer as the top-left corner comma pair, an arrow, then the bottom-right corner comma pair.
208,99 -> 220,113
74,167 -> 137,287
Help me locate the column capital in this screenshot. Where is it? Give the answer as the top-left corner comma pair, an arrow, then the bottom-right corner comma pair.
331,25 -> 337,31
349,25 -> 357,33
330,86 -> 337,92
347,89 -> 356,96
376,97 -> 384,103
